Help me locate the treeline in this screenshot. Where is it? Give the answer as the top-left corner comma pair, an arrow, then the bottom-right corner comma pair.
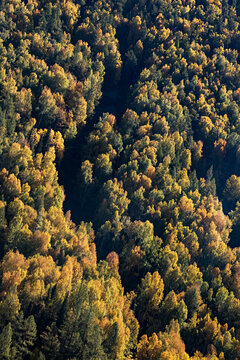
1,0 -> 240,359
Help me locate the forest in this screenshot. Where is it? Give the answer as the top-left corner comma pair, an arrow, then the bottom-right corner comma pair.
2,0 -> 240,359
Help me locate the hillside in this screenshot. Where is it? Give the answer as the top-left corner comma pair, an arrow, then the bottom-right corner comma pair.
1,0 -> 240,359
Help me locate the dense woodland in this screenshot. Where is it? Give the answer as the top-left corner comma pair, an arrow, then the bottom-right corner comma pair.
3,0 -> 240,359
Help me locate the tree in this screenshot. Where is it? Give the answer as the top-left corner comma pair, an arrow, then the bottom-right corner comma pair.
135,271 -> 164,332
185,287 -> 202,318
97,178 -> 130,224
40,323 -> 60,360
0,323 -> 12,360
11,313 -> 37,359
224,175 -> 240,204
38,87 -> 57,128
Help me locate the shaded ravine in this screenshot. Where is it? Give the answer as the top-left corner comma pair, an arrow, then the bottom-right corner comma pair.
57,22 -> 144,227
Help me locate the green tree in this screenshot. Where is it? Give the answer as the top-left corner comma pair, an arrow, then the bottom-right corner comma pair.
0,323 -> 12,360
11,313 -> 37,360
